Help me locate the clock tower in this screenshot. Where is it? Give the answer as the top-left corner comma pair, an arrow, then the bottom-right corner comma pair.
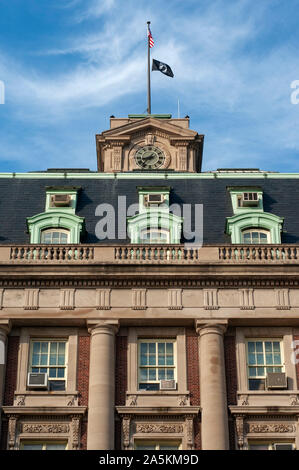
96,114 -> 204,172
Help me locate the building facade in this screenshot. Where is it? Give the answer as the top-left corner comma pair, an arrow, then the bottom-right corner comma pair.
0,114 -> 299,450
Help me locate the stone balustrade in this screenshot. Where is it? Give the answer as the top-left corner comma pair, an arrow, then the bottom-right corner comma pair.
0,243 -> 297,264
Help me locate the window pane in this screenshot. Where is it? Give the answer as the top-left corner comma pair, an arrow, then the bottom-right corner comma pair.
158,369 -> 165,380
255,342 -> 263,353
166,369 -> 174,380
41,342 -> 48,353
50,354 -> 57,366
148,355 -> 156,366
58,355 -> 65,366
266,353 -> 273,365
40,354 -> 48,366
148,369 -> 156,380
49,380 -> 65,391
57,368 -> 65,378
58,343 -> 65,354
257,353 -> 264,365
33,342 -> 40,353
166,355 -> 174,366
248,342 -> 255,353
140,368 -> 148,381
273,342 -> 281,352
49,368 -> 57,378
148,343 -> 155,354
22,444 -> 43,450
32,354 -> 39,366
140,343 -> 147,354
265,342 -> 272,353
140,354 -> 147,366
46,444 -> 66,451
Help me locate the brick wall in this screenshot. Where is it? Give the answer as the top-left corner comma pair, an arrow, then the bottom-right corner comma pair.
224,333 -> 237,450
77,335 -> 90,450
115,335 -> 127,450
186,328 -> 200,450
1,336 -> 19,450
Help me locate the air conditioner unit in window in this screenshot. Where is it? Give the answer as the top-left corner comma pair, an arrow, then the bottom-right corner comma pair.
50,194 -> 71,207
27,372 -> 48,389
144,194 -> 164,206
241,192 -> 259,207
160,380 -> 176,390
266,372 -> 287,389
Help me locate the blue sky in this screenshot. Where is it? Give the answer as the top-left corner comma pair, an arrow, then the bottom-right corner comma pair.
0,0 -> 299,172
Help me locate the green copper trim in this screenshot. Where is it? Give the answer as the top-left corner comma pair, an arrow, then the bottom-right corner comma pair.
27,211 -> 85,244
226,211 -> 284,244
127,210 -> 183,244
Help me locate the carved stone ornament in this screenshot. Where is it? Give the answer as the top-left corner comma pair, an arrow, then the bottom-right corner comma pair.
235,415 -> 245,449
290,394 -> 299,406
185,416 -> 194,450
247,423 -> 296,433
71,416 -> 81,450
128,395 -> 137,406
178,395 -> 188,407
22,423 -> 70,433
15,395 -> 26,406
122,416 -> 131,450
8,416 -> 18,450
240,394 -> 249,406
136,423 -> 183,433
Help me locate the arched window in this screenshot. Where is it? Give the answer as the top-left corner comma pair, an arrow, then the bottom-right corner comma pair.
242,229 -> 270,244
41,229 -> 70,244
140,228 -> 170,244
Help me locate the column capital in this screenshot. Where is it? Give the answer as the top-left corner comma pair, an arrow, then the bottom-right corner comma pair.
195,319 -> 228,337
86,319 -> 119,336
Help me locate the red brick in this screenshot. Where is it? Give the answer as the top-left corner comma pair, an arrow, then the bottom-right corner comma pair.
186,328 -> 201,450
77,335 -> 90,449
115,335 -> 127,449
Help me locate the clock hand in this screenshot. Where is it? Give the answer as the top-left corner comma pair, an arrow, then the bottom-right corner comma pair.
142,154 -> 155,160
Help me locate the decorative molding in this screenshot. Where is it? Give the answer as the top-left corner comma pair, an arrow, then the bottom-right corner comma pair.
185,416 -> 194,450
203,289 -> 219,310
168,289 -> 182,310
60,289 -> 75,310
132,289 -> 147,310
239,289 -> 254,310
71,416 -> 81,450
8,415 -> 17,450
178,146 -> 188,171
128,395 -> 138,406
247,423 -> 296,433
135,423 -> 184,433
276,289 -> 290,310
290,395 -> 299,406
112,146 -> 122,171
178,395 -> 188,407
240,395 -> 249,406
15,395 -> 26,406
145,134 -> 155,146
2,279 -> 299,289
96,288 -> 111,310
21,423 -> 70,433
24,289 -> 39,310
122,416 -> 131,450
235,415 -> 245,449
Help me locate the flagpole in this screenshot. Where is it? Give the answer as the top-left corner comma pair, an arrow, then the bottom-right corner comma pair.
147,21 -> 151,114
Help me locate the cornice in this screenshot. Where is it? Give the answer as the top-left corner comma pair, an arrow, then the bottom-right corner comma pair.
1,278 -> 299,289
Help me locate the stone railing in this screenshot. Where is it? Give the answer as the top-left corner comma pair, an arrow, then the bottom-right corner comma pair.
218,245 -> 299,261
0,243 -> 298,264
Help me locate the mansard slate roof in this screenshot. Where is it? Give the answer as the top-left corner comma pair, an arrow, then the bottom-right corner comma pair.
0,171 -> 298,245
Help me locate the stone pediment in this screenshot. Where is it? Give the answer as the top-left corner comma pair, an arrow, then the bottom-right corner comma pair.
97,117 -> 203,141
96,116 -> 204,173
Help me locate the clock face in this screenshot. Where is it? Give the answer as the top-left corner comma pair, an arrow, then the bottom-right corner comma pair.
135,145 -> 165,169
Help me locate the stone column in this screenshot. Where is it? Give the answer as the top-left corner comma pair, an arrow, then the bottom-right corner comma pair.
196,320 -> 229,450
0,322 -> 11,444
87,320 -> 119,450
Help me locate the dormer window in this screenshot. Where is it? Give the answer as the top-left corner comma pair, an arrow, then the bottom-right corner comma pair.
242,229 -> 270,244
41,229 -> 70,244
140,228 -> 170,244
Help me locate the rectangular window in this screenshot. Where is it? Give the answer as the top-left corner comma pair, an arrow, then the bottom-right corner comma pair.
135,440 -> 181,450
138,339 -> 176,390
21,441 -> 67,450
248,442 -> 294,450
29,340 -> 67,391
246,339 -> 284,390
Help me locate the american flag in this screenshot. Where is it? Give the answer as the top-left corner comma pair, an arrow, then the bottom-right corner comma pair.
148,26 -> 154,48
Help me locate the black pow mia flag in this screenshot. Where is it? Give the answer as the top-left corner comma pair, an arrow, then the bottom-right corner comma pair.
152,59 -> 174,77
